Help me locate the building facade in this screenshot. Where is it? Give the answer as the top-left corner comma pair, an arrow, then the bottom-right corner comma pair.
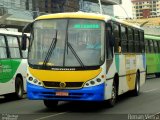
31,0 -> 121,18
0,0 -> 33,31
114,0 -> 133,18
132,0 -> 160,18
32,0 -> 79,18
0,0 -> 121,31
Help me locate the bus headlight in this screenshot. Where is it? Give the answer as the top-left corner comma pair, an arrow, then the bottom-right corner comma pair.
27,75 -> 43,86
84,78 -> 104,87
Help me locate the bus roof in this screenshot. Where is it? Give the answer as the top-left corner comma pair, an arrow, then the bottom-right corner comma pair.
0,30 -> 29,36
145,34 -> 160,41
36,12 -> 142,30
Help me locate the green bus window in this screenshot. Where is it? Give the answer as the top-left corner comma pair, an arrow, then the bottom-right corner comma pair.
7,36 -> 21,58
128,28 -> 134,53
154,41 -> 158,53
0,35 -> 7,59
149,40 -> 154,53
145,40 -> 149,53
121,26 -> 128,53
158,41 -> 160,53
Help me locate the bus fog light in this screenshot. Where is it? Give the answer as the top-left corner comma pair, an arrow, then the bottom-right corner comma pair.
86,83 -> 89,86
29,77 -> 33,81
90,81 -> 95,85
96,78 -> 101,82
38,82 -> 42,85
33,79 -> 38,83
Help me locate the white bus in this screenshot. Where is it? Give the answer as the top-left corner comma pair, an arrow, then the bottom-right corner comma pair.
0,30 -> 29,99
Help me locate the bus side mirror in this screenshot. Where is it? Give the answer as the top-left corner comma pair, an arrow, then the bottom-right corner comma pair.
21,34 -> 27,50
21,22 -> 33,50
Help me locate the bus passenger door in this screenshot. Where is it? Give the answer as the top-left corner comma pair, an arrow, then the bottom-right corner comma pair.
106,23 -> 114,73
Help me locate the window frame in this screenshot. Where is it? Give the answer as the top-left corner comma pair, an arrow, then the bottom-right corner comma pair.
5,35 -> 22,59
120,25 -> 128,53
0,35 -> 8,59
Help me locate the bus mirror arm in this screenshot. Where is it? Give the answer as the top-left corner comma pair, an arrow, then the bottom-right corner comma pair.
21,34 -> 27,50
22,22 -> 33,33
21,22 -> 33,50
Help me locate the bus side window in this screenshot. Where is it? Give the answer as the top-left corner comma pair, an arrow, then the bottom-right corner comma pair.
140,31 -> 145,53
134,30 -> 140,53
120,26 -> 128,53
149,40 -> 154,53
0,35 -> 7,59
128,27 -> 134,53
158,41 -> 160,53
154,41 -> 158,53
113,23 -> 120,53
145,40 -> 149,53
106,24 -> 113,59
7,36 -> 21,58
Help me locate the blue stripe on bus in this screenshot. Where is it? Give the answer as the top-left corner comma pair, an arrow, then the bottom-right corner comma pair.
27,82 -> 105,101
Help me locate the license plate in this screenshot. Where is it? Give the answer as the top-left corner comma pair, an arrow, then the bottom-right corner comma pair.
55,92 -> 69,96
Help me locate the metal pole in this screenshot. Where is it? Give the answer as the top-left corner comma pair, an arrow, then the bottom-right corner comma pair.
98,0 -> 102,14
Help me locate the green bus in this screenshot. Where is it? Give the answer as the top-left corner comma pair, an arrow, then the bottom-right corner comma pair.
145,34 -> 160,77
0,30 -> 29,99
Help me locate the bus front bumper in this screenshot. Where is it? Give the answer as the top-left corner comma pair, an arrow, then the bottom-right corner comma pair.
27,82 -> 105,101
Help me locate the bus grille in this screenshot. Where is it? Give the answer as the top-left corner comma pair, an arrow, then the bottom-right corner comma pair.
43,81 -> 84,89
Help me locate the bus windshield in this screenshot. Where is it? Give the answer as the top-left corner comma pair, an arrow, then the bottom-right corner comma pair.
28,19 -> 105,68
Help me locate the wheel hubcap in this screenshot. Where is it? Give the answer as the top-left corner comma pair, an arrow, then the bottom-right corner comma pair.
111,86 -> 116,103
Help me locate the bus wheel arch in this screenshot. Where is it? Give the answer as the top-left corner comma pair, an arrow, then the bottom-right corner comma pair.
107,73 -> 119,107
114,73 -> 119,94
132,70 -> 140,96
15,74 -> 24,99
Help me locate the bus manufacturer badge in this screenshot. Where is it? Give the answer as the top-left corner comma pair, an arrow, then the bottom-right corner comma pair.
59,82 -> 66,88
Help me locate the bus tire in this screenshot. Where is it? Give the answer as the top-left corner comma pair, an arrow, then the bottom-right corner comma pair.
107,80 -> 117,107
43,100 -> 58,109
155,73 -> 160,78
132,72 -> 140,96
15,77 -> 24,99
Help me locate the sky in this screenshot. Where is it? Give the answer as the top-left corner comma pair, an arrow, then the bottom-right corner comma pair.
113,0 -> 133,18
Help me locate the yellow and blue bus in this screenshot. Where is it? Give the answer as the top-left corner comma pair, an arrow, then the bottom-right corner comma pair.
0,30 -> 29,99
145,34 -> 160,77
22,12 -> 146,108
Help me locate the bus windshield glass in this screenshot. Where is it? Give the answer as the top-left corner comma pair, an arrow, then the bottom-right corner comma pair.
28,19 -> 105,68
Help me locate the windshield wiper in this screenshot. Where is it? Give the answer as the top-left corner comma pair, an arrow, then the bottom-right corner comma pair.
42,30 -> 57,68
67,42 -> 85,67
63,20 -> 84,67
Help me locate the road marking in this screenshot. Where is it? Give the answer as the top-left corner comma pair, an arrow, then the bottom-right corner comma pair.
34,112 -> 67,120
143,88 -> 159,93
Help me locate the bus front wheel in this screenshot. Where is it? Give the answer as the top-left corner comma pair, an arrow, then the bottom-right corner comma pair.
43,100 -> 58,109
107,81 -> 117,107
15,77 -> 24,99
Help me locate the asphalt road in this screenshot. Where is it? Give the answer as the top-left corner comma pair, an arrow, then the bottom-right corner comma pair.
0,76 -> 160,120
